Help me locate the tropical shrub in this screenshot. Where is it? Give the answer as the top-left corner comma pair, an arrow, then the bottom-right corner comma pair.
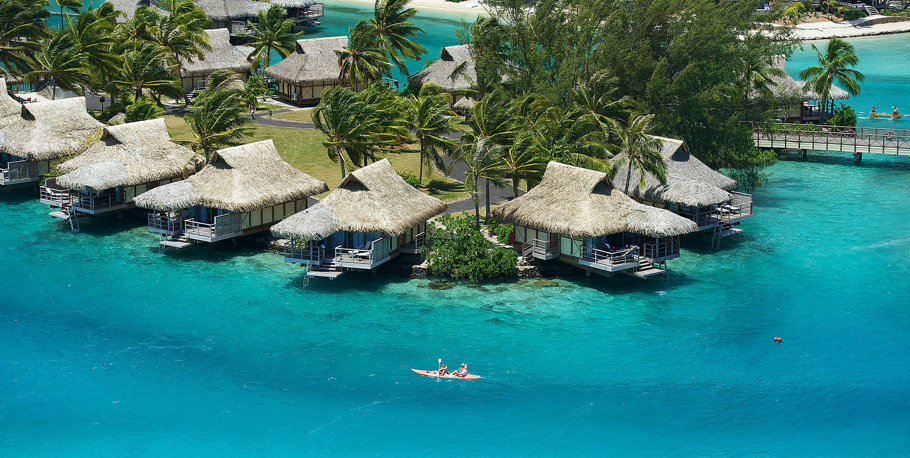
424,213 -> 518,282
841,9 -> 867,21
487,219 -> 514,244
398,171 -> 420,188
828,103 -> 857,126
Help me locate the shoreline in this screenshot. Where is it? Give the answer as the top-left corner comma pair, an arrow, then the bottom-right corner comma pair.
328,0 -> 490,17
783,16 -> 910,41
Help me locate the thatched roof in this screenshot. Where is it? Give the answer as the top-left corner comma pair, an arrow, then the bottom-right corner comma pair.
0,97 -> 102,161
264,37 -> 347,85
492,162 -> 698,239
133,139 -> 328,212
195,0 -> 315,21
181,29 -> 250,77
271,159 -> 447,240
106,0 -> 165,20
0,78 -> 21,124
55,119 -> 197,192
407,45 -> 475,92
453,97 -> 475,114
764,56 -> 849,101
611,136 -> 735,206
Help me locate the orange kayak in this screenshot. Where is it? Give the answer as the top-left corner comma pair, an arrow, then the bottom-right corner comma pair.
411,368 -> 482,380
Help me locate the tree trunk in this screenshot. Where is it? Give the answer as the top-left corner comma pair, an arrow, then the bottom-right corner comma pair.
484,178 -> 491,225
339,150 -> 347,178
204,147 -> 211,164
473,172 -> 480,229
625,160 -> 633,196
51,79 -> 57,100
418,137 -> 425,184
512,173 -> 519,198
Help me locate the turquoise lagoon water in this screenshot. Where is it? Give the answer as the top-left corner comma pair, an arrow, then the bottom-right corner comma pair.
789,33 -> 910,128
2,152 -> 910,456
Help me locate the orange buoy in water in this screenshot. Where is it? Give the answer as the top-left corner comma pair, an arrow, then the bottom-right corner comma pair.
774,337 -> 782,343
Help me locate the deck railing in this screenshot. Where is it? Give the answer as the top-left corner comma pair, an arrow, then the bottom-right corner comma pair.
185,213 -> 242,239
73,193 -> 122,212
148,211 -> 182,233
582,245 -> 639,268
752,122 -> 910,155
522,238 -> 558,259
675,207 -> 719,228
39,184 -> 75,206
401,231 -> 426,253
284,240 -> 324,262
642,239 -> 679,261
1,160 -> 38,183
335,237 -> 391,266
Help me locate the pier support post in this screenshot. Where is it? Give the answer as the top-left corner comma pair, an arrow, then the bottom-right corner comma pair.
231,237 -> 237,249
853,152 -> 862,163
799,149 -> 808,160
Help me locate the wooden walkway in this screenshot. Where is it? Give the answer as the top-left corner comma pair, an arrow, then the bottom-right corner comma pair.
753,123 -> 910,156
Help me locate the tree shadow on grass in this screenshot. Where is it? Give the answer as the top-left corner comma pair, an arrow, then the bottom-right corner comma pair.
426,179 -> 466,197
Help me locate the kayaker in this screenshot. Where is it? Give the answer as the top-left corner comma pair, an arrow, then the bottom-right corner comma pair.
455,363 -> 468,377
892,106 -> 901,119
438,363 -> 448,376
870,105 -> 877,118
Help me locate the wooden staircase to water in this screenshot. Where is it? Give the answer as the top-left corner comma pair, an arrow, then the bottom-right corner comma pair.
49,204 -> 80,232
306,259 -> 345,279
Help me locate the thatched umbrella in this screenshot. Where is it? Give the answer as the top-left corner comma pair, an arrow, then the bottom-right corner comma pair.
611,136 -> 735,207
271,159 -> 447,240
133,139 -> 328,212
264,36 -> 348,88
180,29 -> 250,79
407,45 -> 475,92
492,161 -> 698,239
1,97 -> 103,161
55,118 -> 199,192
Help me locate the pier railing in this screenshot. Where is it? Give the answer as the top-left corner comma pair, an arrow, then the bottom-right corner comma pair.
73,193 -> 123,212
752,122 -> 910,155
522,238 -> 559,260
1,160 -> 38,184
148,211 -> 182,233
582,245 -> 640,269
335,237 -> 391,267
39,182 -> 75,206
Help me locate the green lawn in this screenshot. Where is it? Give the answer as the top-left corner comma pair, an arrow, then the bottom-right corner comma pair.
161,114 -> 469,201
272,108 -> 313,124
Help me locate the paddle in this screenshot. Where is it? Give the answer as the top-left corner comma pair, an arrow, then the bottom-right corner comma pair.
437,358 -> 442,377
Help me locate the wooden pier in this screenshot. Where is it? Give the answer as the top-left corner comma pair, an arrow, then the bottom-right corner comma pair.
753,123 -> 910,158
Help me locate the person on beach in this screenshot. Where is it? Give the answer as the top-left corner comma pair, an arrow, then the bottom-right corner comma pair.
455,363 -> 468,377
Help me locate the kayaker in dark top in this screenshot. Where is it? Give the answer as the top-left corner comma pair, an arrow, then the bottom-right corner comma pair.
438,364 -> 448,376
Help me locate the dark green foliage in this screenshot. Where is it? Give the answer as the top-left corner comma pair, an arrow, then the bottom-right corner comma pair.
424,213 -> 519,282
487,219 -> 514,244
125,95 -> 165,122
841,9 -> 867,21
828,103 -> 857,126
398,171 -> 420,187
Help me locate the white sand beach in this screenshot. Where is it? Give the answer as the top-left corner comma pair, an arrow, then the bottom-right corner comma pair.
787,16 -> 910,41
339,0 -> 490,16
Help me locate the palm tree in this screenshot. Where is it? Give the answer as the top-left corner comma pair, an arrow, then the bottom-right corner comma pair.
611,113 -> 666,195
239,4 -> 300,76
742,54 -> 786,97
146,0 -> 211,73
62,8 -> 121,91
114,6 -> 157,45
27,31 -> 88,99
113,43 -> 184,101
404,83 -> 458,184
499,132 -> 545,198
450,90 -> 515,226
0,0 -> 50,74
367,0 -> 426,75
337,22 -> 392,89
57,0 -> 82,22
799,36 -> 864,124
312,87 -> 387,178
182,87 -> 254,164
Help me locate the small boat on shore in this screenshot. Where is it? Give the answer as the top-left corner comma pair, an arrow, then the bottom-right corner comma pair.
411,368 -> 482,380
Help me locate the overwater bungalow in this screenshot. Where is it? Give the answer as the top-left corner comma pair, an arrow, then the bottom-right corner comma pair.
492,162 -> 698,279
264,36 -> 348,105
407,44 -> 474,105
38,119 -> 197,231
0,97 -> 102,187
134,139 -> 328,249
197,0 -> 324,35
271,159 -> 446,279
180,29 -> 251,94
763,56 -> 849,123
611,136 -> 753,247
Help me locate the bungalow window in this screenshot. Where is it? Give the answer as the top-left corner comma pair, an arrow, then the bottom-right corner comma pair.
330,231 -> 345,248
